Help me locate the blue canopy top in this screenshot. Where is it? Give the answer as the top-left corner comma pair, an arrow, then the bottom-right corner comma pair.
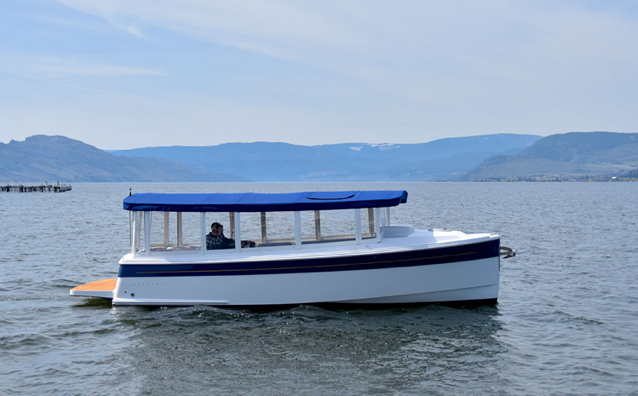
123,190 -> 408,212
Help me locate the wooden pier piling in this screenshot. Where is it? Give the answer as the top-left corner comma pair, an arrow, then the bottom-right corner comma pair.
0,183 -> 72,193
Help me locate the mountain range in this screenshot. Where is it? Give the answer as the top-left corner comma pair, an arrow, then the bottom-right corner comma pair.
109,134 -> 540,181
1,132 -> 636,182
465,132 -> 638,180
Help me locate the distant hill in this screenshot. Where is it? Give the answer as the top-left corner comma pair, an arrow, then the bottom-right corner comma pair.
109,133 -> 541,181
0,135 -> 239,182
621,168 -> 638,178
465,132 -> 638,180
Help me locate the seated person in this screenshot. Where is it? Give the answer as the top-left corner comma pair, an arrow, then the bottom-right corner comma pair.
206,222 -> 235,249
206,222 -> 256,250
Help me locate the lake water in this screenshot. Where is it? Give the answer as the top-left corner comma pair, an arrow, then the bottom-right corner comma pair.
1,182 -> 637,395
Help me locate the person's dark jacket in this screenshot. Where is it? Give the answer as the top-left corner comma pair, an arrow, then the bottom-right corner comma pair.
206,233 -> 235,249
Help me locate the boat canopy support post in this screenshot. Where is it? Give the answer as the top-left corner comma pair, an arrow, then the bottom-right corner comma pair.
260,212 -> 267,243
294,211 -> 302,247
163,212 -> 170,247
385,207 -> 391,226
143,211 -> 152,252
229,212 -> 235,240
234,212 -> 241,250
176,212 -> 183,247
374,208 -> 382,242
380,207 -> 386,237
130,212 -> 137,255
368,208 -> 375,236
134,212 -> 142,253
354,208 -> 362,244
200,212 -> 206,253
314,210 -> 321,240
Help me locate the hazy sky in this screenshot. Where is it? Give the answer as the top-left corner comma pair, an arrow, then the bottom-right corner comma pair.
1,0 -> 637,149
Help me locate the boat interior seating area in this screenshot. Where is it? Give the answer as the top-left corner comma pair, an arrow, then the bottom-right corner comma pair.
150,233 -> 377,252
146,224 -> 415,253
133,208 -> 410,255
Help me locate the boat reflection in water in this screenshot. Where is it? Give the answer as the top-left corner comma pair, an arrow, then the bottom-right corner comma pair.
70,190 -> 502,306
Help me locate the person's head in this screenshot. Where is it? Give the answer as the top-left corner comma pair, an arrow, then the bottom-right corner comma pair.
210,222 -> 224,236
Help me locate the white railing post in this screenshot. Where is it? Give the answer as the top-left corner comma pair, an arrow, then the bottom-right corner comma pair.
229,212 -> 236,239
200,212 -> 206,253
176,212 -> 183,247
354,208 -> 362,244
294,211 -> 302,247
385,207 -> 391,226
143,211 -> 152,252
368,208 -> 375,236
135,212 -> 142,252
163,212 -> 170,247
314,210 -> 321,240
374,207 -> 382,243
234,212 -> 241,250
130,212 -> 137,255
260,212 -> 267,243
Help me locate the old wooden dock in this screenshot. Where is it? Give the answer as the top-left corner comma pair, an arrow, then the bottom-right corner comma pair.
1,184 -> 72,193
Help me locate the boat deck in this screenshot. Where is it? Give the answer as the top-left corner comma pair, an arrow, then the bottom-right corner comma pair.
70,278 -> 115,299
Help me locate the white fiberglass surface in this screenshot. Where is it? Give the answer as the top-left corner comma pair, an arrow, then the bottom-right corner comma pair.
119,229 -> 498,265
112,257 -> 500,305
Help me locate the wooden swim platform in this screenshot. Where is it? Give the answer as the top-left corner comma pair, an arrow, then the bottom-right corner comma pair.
70,278 -> 116,299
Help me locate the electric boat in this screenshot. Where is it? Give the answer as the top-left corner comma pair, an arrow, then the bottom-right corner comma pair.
70,190 -> 503,306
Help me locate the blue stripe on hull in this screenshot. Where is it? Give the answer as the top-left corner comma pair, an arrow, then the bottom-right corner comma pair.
119,239 -> 500,278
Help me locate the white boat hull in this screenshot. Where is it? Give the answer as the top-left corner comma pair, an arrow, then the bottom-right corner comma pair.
112,256 -> 499,306
72,229 -> 501,306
